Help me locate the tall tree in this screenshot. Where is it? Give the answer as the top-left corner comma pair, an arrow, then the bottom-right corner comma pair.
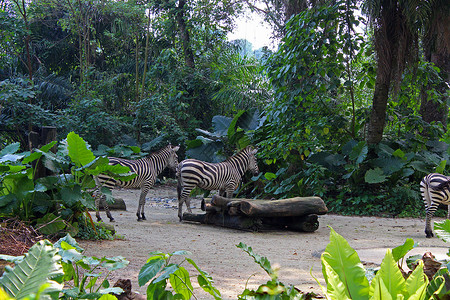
419,0 -> 450,127
175,0 -> 195,69
363,0 -> 421,144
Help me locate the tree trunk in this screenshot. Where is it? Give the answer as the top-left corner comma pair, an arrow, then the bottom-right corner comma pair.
175,0 -> 195,69
367,79 -> 390,144
419,2 -> 450,128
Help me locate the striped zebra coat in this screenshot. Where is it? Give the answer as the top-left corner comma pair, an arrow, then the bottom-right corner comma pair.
420,173 -> 450,238
176,146 -> 259,221
95,144 -> 179,222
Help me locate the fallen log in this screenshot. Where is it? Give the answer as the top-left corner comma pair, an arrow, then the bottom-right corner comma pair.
201,199 -> 222,213
211,195 -> 327,217
261,214 -> 319,232
182,213 -> 263,231
182,212 -> 320,232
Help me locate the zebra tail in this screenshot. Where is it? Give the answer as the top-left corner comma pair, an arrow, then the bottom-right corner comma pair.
421,177 -> 432,209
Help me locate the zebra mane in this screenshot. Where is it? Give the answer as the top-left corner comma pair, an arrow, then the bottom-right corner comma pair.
146,144 -> 172,158
224,146 -> 254,162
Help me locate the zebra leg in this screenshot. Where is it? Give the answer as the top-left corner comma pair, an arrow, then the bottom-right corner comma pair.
103,199 -> 115,222
425,208 -> 435,238
185,197 -> 192,214
136,192 -> 147,221
95,193 -> 102,222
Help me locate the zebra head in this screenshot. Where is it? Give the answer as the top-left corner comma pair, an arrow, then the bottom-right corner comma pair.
246,147 -> 259,175
167,144 -> 180,170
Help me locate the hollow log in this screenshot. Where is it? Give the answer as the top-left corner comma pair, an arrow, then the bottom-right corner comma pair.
182,212 -> 263,231
261,214 -> 319,232
210,195 -> 327,217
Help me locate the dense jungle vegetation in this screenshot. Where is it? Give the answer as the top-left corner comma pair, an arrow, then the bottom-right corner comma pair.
1,0 -> 449,225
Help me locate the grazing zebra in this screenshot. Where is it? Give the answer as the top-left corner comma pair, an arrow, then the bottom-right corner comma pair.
176,146 -> 259,221
95,144 -> 179,222
420,173 -> 450,238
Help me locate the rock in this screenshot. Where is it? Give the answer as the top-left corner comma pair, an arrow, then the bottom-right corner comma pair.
99,198 -> 127,210
113,279 -> 146,300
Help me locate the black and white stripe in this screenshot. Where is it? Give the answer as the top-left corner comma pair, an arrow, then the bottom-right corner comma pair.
95,144 -> 179,222
176,146 -> 259,221
420,173 -> 450,238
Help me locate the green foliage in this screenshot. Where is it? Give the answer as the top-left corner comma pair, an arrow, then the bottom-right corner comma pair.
138,250 -> 221,300
0,235 -> 127,299
186,109 -> 263,163
319,228 -> 429,300
0,132 -> 135,237
55,235 -> 127,299
236,242 -> 306,299
0,240 -> 64,299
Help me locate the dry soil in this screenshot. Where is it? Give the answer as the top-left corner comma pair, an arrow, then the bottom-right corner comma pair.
79,185 -> 449,299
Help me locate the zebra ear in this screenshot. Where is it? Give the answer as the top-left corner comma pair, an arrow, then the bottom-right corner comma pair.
251,148 -> 258,155
173,145 -> 180,152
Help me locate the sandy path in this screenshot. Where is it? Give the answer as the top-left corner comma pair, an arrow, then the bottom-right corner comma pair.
79,185 -> 449,299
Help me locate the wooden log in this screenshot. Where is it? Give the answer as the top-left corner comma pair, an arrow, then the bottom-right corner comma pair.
183,212 -> 264,231
210,195 -> 328,217
210,195 -> 242,211
99,198 -> 127,210
261,214 -> 319,232
201,199 -> 222,213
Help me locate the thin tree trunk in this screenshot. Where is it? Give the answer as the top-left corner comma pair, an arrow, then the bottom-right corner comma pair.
135,34 -> 140,102
140,14 -> 151,100
175,0 -> 195,69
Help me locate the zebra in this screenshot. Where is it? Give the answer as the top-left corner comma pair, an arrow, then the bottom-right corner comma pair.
420,173 -> 450,238
94,144 -> 179,222
176,146 -> 259,221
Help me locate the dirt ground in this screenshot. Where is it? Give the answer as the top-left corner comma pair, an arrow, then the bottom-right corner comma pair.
79,185 -> 449,299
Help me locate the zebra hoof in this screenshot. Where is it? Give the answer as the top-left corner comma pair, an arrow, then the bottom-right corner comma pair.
97,218 -> 103,222
109,218 -> 115,222
137,217 -> 143,222
141,214 -> 146,220
426,231 -> 434,238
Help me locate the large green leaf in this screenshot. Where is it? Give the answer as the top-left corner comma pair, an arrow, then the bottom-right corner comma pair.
369,249 -> 405,299
212,115 -> 232,136
0,240 -> 64,299
392,238 -> 415,262
185,141 -> 226,163
349,141 -> 368,165
369,275 -> 393,300
66,132 -> 95,167
138,257 -> 165,286
321,227 -> 369,300
405,260 -> 428,299
0,143 -> 20,157
434,219 -> 450,243
321,259 -> 352,300
364,168 -> 387,184
169,267 -> 193,299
